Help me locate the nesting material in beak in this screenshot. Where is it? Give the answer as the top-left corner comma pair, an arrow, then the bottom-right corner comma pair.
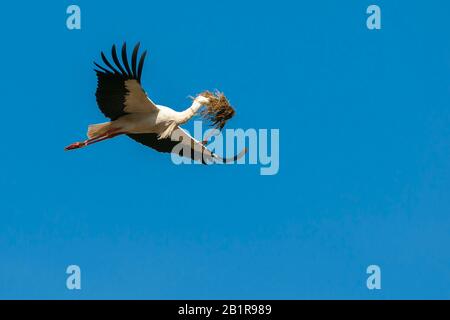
198,90 -> 235,130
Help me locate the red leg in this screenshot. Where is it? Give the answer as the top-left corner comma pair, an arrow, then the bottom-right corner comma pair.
65,141 -> 87,150
65,129 -> 123,151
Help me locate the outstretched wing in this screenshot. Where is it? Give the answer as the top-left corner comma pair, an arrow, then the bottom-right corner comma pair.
94,42 -> 158,120
128,126 -> 246,164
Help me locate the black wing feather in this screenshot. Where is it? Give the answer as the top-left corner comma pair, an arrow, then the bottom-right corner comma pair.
111,45 -> 127,76
95,71 -> 128,120
127,133 -> 208,164
94,62 -> 112,74
101,51 -> 120,74
94,42 -> 149,120
137,50 -> 147,82
121,42 -> 133,77
131,42 -> 140,78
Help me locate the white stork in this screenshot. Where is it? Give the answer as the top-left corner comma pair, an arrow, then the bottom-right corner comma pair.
65,42 -> 247,164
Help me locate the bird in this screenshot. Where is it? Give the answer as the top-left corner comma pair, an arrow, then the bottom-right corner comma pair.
65,42 -> 247,164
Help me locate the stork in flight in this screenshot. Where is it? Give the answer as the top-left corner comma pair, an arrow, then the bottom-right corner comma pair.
65,42 -> 247,164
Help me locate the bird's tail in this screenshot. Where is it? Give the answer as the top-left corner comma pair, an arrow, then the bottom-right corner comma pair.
87,122 -> 112,139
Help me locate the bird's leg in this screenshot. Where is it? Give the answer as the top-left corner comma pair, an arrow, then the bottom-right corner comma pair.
65,141 -> 87,150
85,131 -> 123,146
65,129 -> 123,151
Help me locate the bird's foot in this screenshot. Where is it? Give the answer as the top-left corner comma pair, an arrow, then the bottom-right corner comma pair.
64,141 -> 87,151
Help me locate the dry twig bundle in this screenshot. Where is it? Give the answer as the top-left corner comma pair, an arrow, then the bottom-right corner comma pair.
197,90 -> 235,130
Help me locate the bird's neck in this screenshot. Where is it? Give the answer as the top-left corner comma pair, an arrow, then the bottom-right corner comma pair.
176,100 -> 203,124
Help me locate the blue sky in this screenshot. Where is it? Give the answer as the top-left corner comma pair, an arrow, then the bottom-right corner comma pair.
0,0 -> 449,299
